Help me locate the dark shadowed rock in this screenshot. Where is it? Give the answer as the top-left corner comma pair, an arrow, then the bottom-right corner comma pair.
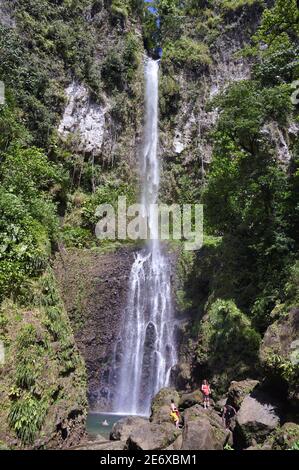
179,390 -> 203,410
260,307 -> 299,405
126,422 -> 181,450
181,405 -> 230,450
54,247 -> 135,409
150,388 -> 180,424
110,416 -> 148,441
173,362 -> 192,391
234,389 -> 281,448
226,379 -> 260,410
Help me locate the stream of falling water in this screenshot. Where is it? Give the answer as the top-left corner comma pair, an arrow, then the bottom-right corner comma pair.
111,58 -> 177,416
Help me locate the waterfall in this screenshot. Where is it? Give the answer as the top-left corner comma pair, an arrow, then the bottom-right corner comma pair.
111,58 -> 177,416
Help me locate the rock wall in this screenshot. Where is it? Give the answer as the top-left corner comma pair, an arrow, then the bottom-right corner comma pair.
54,246 -> 135,410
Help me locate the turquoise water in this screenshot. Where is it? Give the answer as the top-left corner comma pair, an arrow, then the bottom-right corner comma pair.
86,413 -> 129,439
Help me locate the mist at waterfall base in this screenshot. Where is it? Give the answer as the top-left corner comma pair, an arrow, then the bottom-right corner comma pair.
107,59 -> 177,417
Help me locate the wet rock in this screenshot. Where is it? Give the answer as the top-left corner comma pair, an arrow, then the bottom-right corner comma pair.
181,405 -> 230,450
226,379 -> 260,410
234,390 -> 281,449
126,422 -> 181,450
150,388 -> 180,424
110,416 -> 148,442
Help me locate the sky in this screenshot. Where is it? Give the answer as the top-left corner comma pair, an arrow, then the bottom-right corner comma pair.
145,0 -> 157,14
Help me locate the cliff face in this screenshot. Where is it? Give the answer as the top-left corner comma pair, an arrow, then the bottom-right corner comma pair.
156,0 -> 298,402
1,0 -> 298,449
0,0 -> 144,448
53,247 -> 135,411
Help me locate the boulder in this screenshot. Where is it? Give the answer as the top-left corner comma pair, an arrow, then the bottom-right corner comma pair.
110,416 -> 148,441
150,388 -> 180,424
165,435 -> 183,450
72,440 -> 125,450
226,379 -> 260,410
259,307 -> 299,405
126,422 -> 181,450
234,389 -> 281,449
179,390 -> 203,411
181,405 -> 230,450
173,362 -> 192,390
214,397 -> 227,413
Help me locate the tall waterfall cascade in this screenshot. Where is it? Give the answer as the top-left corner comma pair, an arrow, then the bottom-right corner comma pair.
111,58 -> 177,416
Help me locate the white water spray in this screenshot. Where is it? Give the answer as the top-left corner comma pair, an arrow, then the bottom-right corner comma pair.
111,58 -> 177,416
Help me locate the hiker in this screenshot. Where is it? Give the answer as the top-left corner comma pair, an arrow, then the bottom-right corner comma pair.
170,399 -> 181,429
222,404 -> 236,429
201,379 -> 211,409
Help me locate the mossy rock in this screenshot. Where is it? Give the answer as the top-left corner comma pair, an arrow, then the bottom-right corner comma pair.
195,299 -> 261,394
150,388 -> 180,424
271,423 -> 299,450
227,379 -> 260,410
259,307 -> 299,405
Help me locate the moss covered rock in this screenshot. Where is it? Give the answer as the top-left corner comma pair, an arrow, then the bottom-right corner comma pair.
259,307 -> 299,405
150,388 -> 180,425
227,379 -> 260,410
182,405 -> 231,450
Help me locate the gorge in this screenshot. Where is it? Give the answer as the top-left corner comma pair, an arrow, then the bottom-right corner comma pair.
0,0 -> 298,452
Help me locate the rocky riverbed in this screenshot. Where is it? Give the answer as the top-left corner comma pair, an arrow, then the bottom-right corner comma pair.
72,383 -> 299,451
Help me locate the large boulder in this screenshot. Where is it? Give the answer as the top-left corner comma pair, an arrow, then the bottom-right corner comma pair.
126,422 -> 181,450
234,389 -> 281,449
179,390 -> 203,411
110,416 -> 148,441
150,388 -> 180,424
181,405 -> 231,450
226,379 -> 260,410
260,307 -> 299,405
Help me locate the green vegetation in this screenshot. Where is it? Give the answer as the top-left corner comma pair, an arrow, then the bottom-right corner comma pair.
164,37 -> 211,69
1,271 -> 87,446
203,0 -> 299,332
196,299 -> 260,392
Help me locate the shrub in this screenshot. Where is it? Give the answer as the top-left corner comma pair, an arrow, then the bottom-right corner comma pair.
163,37 -> 211,69
9,395 -> 48,445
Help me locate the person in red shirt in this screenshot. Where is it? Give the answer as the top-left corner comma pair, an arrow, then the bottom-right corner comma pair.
201,379 -> 211,409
